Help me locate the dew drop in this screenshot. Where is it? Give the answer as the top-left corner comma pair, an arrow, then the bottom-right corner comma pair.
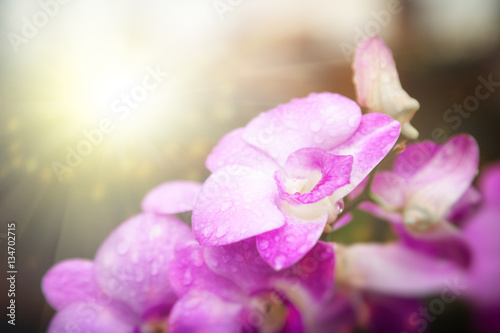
259,240 -> 269,250
116,241 -> 129,255
309,120 -> 322,133
182,271 -> 193,286
313,135 -> 325,144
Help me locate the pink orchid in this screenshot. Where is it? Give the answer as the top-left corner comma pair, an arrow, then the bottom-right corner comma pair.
192,92 -> 401,270
42,181 -> 200,333
353,36 -> 420,139
168,236 -> 339,333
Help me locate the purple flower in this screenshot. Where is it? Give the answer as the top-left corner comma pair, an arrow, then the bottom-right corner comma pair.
42,181 -> 201,333
192,92 -> 401,269
167,236 -> 339,333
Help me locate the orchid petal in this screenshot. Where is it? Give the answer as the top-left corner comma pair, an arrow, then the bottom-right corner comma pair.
47,302 -> 136,333
404,135 -> 479,227
42,259 -> 100,311
206,128 -> 279,174
353,36 -> 420,139
338,243 -> 466,296
276,148 -> 353,205
242,92 -> 361,167
256,213 -> 328,270
141,181 -> 202,215
169,291 -> 244,333
94,213 -> 192,317
192,166 -> 285,246
330,113 -> 401,201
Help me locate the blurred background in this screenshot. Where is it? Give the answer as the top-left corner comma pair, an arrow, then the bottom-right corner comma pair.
0,0 -> 499,332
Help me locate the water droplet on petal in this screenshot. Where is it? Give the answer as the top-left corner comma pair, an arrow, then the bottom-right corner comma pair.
116,241 -> 129,255
309,120 -> 322,132
182,271 -> 193,286
259,240 -> 269,250
336,201 -> 344,214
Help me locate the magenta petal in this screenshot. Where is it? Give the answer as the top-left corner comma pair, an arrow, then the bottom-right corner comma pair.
392,141 -> 439,179
479,163 -> 500,206
203,238 -> 276,293
463,207 -> 500,306
206,128 -> 279,174
42,259 -> 99,311
192,166 -> 286,246
141,181 -> 202,215
278,241 -> 336,302
47,302 -> 136,333
329,113 -> 401,200
169,240 -> 242,300
446,186 -> 481,223
405,135 -> 479,222
94,213 -> 192,316
276,148 -> 353,204
242,92 -> 361,167
256,213 -> 328,270
340,243 -> 466,296
169,291 -> 244,333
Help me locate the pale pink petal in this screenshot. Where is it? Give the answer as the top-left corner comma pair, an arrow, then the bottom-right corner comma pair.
42,259 -> 100,311
392,141 -> 439,179
192,166 -> 285,246
169,291 -> 244,333
404,135 -> 479,227
168,240 -> 242,300
206,128 -> 279,174
242,92 -> 361,167
463,207 -> 500,306
203,238 -> 276,293
141,181 -> 202,215
47,301 -> 136,333
256,213 -> 328,270
329,113 -> 401,200
353,36 -> 420,139
94,213 -> 192,317
338,243 -> 466,296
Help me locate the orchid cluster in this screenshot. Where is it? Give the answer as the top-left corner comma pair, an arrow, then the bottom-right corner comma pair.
42,37 -> 500,333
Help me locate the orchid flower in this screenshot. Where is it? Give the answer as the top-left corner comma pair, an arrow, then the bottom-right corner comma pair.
168,236 -> 345,333
192,92 -> 401,270
41,181 -> 201,333
353,36 -> 420,139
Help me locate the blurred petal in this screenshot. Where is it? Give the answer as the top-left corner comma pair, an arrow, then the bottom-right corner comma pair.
353,36 -> 420,139
42,259 -> 100,311
94,213 -> 192,317
364,294 -> 422,333
330,113 -> 401,200
169,240 -> 242,300
392,141 -> 439,179
203,238 -> 276,293
192,166 -> 285,246
479,162 -> 500,206
276,148 -> 353,205
256,213 -> 328,270
141,181 -> 202,215
206,128 -> 279,174
404,135 -> 479,228
338,243 -> 466,296
242,92 -> 361,167
463,207 -> 500,306
446,186 -> 481,223
47,302 -> 136,333
169,291 -> 244,333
